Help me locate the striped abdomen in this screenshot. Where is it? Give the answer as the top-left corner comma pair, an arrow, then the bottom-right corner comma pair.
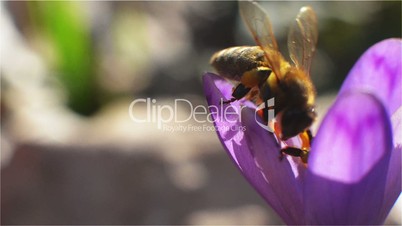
210,46 -> 267,81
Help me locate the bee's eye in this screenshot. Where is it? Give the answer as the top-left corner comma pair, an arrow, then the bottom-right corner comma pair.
281,107 -> 316,140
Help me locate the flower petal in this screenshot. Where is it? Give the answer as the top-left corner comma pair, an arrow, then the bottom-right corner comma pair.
202,72 -> 289,223
305,91 -> 393,225
379,107 -> 402,222
203,73 -> 256,167
241,107 -> 305,225
339,38 -> 402,116
391,107 -> 402,147
337,38 -> 402,223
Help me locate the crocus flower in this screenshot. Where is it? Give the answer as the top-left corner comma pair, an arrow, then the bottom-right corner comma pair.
203,38 -> 401,225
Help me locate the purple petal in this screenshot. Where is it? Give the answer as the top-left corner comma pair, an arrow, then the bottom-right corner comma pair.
379,107 -> 402,222
203,72 -> 252,167
338,38 -> 402,222
202,72 -> 290,223
305,92 -> 393,225
241,107 -> 305,225
339,38 -> 402,116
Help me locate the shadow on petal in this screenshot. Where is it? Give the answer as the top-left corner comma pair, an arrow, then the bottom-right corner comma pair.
305,91 -> 392,225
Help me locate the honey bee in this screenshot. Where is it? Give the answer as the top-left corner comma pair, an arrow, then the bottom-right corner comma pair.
210,1 -> 318,163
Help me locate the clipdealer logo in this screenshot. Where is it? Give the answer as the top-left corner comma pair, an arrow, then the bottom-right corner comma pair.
128,98 -> 275,132
255,98 -> 275,132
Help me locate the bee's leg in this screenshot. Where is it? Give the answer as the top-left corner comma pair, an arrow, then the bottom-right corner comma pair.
223,83 -> 251,104
279,130 -> 313,163
280,147 -> 309,163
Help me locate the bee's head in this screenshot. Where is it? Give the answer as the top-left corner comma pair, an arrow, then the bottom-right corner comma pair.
280,106 -> 316,140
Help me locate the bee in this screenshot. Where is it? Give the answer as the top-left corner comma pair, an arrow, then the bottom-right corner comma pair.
210,1 -> 318,163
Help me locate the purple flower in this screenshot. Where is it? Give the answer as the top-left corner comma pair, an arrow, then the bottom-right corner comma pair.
203,38 -> 401,225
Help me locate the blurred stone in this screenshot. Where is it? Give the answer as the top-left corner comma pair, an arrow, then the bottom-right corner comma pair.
186,205 -> 271,225
1,143 -> 281,224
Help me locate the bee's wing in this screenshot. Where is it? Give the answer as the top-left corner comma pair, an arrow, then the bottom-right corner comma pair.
287,6 -> 318,75
239,1 -> 283,79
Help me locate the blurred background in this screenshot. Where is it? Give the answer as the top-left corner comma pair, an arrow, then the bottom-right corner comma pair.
1,1 -> 401,224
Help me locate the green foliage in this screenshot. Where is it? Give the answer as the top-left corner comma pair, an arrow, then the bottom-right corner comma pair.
28,1 -> 98,115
